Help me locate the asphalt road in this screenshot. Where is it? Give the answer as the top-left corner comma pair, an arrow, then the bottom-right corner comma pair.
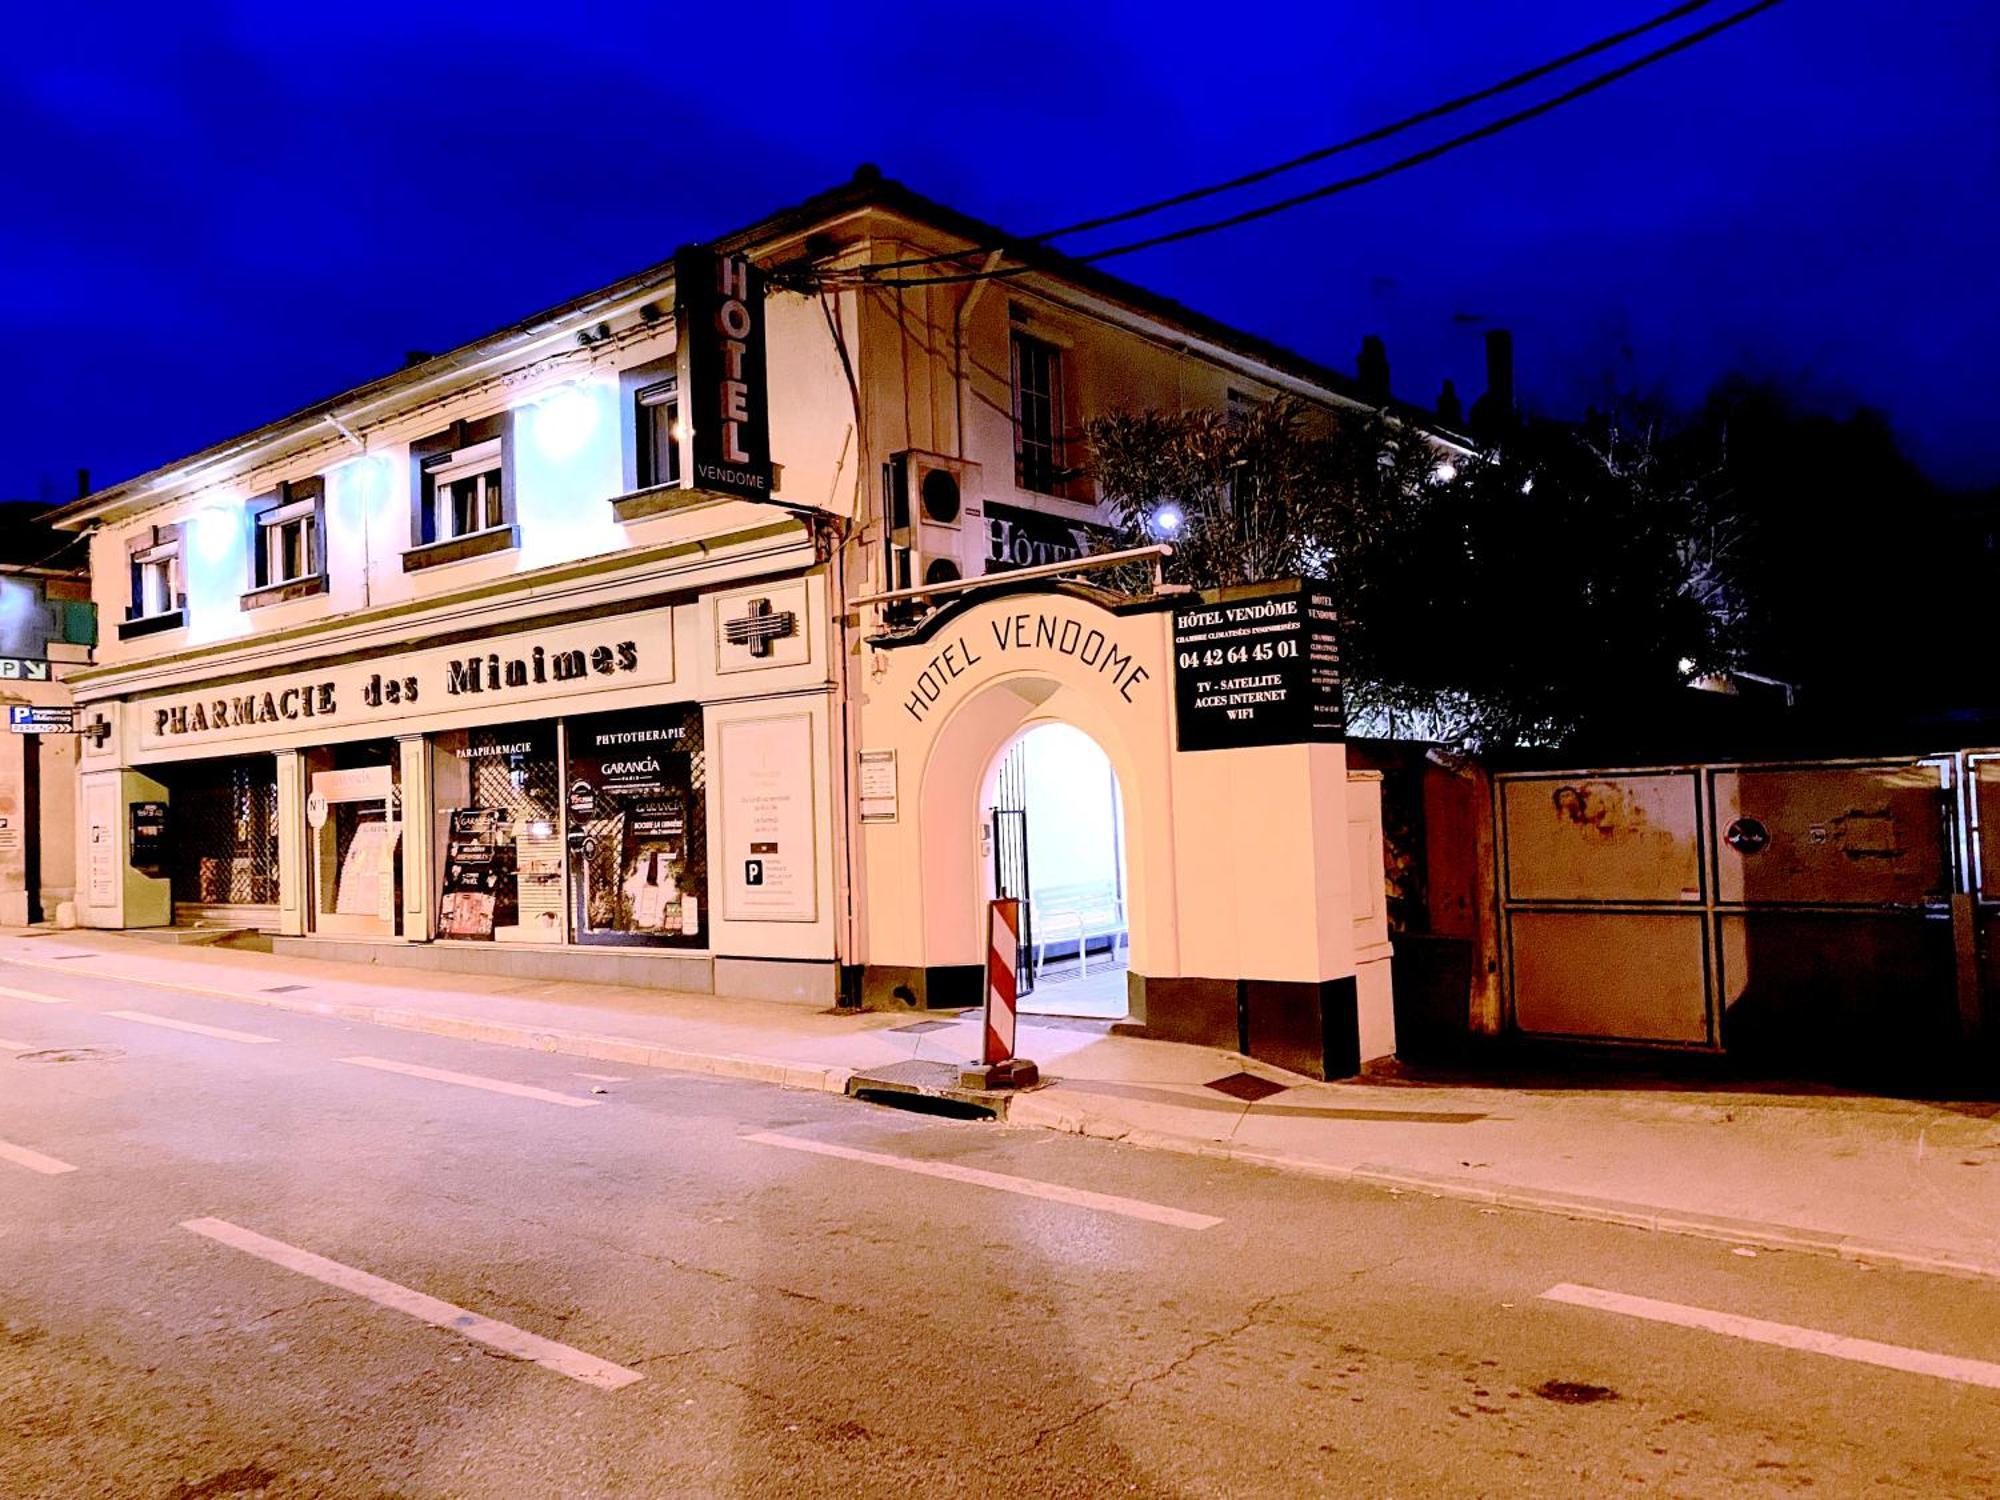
3,956 -> 1999,1497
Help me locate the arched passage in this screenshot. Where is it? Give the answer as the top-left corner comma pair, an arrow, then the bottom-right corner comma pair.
979,720 -> 1129,1017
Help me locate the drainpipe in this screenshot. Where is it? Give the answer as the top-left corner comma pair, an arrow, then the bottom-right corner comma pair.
953,251 -> 1007,462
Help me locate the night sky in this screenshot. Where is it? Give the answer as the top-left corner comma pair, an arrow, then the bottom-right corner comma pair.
3,0 -> 1993,504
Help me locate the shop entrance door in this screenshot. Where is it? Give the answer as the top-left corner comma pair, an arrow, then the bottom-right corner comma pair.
308,763 -> 402,938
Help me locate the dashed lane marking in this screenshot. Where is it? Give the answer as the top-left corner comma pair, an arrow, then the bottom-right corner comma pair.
1541,1282 -> 2000,1390
0,985 -> 70,1004
0,1137 -> 79,1175
106,1011 -> 280,1045
180,1218 -> 641,1389
745,1130 -> 1223,1231
340,1056 -> 599,1108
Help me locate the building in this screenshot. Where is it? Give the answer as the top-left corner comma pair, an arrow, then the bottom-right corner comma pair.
46,172 -> 1424,1078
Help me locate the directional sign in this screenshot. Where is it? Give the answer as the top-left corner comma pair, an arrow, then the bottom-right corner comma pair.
8,705 -> 77,735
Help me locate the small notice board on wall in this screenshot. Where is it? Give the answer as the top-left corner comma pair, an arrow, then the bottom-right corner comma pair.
1171,579 -> 1345,752
720,715 -> 816,922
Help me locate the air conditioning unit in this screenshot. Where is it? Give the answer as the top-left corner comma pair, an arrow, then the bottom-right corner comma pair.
884,451 -> 980,610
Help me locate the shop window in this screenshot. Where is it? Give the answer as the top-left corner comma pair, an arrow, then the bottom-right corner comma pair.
565,704 -> 707,948
307,742 -> 403,938
120,523 -> 187,639
431,724 -> 563,942
635,377 -> 682,489
158,756 -> 280,907
406,414 -> 516,571
1011,330 -> 1068,496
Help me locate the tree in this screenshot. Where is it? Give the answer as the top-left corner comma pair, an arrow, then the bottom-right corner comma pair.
1087,398 -> 1743,749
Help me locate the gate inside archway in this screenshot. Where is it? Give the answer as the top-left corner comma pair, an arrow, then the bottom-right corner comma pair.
851,578 -> 1394,1080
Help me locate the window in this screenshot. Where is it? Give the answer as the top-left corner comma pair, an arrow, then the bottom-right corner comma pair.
635,378 -> 682,489
1011,331 -> 1067,495
128,528 -> 182,620
252,479 -> 323,591
428,439 -> 505,540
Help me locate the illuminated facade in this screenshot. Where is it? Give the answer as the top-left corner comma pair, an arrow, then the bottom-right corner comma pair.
47,174 -> 1411,1074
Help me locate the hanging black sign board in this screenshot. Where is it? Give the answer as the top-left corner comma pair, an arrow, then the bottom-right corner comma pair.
1171,579 -> 1346,752
676,245 -> 772,500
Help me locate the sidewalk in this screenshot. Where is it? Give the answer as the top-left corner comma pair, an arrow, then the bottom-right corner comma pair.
9,930 -> 2000,1282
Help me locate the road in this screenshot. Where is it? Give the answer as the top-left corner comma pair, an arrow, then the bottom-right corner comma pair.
3,956 -> 1998,1497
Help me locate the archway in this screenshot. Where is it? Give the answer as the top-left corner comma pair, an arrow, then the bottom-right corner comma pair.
979,720 -> 1129,1018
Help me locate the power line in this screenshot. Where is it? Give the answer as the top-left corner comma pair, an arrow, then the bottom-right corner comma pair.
825,0 -> 1783,291
859,0 -> 1725,277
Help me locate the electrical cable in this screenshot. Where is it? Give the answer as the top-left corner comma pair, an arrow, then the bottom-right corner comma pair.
826,0 -> 1783,291
858,0 -> 1725,276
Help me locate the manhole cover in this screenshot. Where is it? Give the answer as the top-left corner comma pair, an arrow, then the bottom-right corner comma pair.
16,1046 -> 123,1065
1534,1379 -> 1618,1405
1205,1071 -> 1290,1103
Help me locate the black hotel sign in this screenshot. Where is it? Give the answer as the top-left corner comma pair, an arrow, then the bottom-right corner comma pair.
677,245 -> 772,501
1172,579 -> 1345,752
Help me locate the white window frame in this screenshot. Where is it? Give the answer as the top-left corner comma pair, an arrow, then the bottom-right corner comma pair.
429,438 -> 506,541
636,378 -> 682,488
133,540 -> 179,619
258,494 -> 320,587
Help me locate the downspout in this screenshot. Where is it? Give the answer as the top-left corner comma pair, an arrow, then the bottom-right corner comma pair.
952,251 -> 1007,461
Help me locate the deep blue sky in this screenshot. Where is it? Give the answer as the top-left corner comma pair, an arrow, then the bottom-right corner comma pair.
3,0 -> 1994,503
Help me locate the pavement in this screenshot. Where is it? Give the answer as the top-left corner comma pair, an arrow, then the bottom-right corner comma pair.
6,959 -> 2000,1495
5,929 -> 1999,1286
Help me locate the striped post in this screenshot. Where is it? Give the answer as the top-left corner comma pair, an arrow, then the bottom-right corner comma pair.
984,898 -> 1020,1066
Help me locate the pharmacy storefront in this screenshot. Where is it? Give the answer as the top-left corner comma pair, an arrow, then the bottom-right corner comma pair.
72,576 -> 838,1004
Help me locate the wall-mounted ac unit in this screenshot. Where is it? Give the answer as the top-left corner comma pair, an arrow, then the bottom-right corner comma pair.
885,451 -> 981,605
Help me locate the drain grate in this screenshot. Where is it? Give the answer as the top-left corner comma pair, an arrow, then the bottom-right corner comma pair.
16,1046 -> 123,1065
1204,1071 -> 1290,1103
889,1019 -> 959,1034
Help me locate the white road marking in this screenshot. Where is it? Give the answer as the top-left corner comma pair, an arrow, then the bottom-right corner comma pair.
746,1131 -> 1222,1231
1541,1282 -> 2000,1390
0,1137 -> 78,1175
574,1073 -> 630,1083
106,1010 -> 280,1045
340,1056 -> 598,1108
180,1218 -> 640,1390
0,985 -> 69,1004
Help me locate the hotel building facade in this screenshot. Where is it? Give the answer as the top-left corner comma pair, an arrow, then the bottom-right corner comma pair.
47,174 -> 1413,1078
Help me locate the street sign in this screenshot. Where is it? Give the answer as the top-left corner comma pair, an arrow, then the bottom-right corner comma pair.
8,705 -> 77,735
0,658 -> 51,681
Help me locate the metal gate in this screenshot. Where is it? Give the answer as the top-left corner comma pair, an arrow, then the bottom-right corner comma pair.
1495,757 -> 1959,1072
991,807 -> 1034,994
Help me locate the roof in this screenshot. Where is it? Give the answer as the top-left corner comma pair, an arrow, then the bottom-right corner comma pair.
50,169 -> 1467,530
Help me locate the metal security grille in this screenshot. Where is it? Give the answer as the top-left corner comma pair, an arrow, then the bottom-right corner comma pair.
465,729 -> 559,820
991,808 -> 1034,994
570,710 -> 707,944
165,756 -> 279,905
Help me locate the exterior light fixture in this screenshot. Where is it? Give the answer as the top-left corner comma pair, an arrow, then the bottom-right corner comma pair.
532,383 -> 602,461
1150,503 -> 1184,538
1433,462 -> 1458,483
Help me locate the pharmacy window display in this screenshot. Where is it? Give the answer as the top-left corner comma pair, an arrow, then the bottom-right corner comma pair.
431,725 -> 562,943
565,705 -> 707,948
305,741 -> 403,938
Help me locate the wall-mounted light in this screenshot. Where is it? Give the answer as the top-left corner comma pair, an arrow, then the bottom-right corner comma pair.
531,382 -> 603,461
1432,462 -> 1458,484
1149,503 -> 1185,539
193,504 -> 244,565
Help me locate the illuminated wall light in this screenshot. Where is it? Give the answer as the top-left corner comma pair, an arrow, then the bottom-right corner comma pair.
1149,503 -> 1184,538
532,382 -> 603,462
1432,462 -> 1458,483
194,503 -> 245,565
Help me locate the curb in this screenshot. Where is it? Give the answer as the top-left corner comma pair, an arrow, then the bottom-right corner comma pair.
4,955 -> 857,1098
1004,1098 -> 2000,1284
15,948 -> 1999,1283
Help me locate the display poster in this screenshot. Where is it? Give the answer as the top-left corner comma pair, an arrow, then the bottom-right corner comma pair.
513,824 -> 564,941
858,749 -> 898,822
1171,579 -> 1346,752
565,705 -> 706,947
438,807 -> 513,940
335,820 -> 400,918
720,715 -> 816,922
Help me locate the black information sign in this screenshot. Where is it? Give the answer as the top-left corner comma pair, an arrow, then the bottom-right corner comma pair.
676,245 -> 772,500
438,807 -> 515,941
1171,579 -> 1346,752
129,800 -> 170,877
981,500 -> 1113,574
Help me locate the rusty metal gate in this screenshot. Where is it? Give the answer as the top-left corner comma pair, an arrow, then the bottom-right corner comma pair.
1495,757 -> 1961,1071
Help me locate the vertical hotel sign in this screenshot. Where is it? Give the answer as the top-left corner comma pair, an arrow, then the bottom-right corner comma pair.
677,245 -> 772,500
